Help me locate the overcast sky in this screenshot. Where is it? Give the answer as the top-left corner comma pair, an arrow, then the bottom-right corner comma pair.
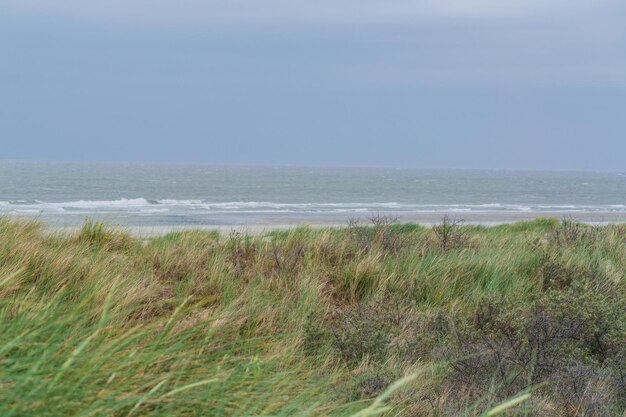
1,1 -> 625,169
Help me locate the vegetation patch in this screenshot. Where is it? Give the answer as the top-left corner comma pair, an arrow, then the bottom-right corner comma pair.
0,217 -> 624,416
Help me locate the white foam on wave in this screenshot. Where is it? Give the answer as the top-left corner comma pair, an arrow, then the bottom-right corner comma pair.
157,199 -> 202,205
1,198 -> 625,215
57,198 -> 152,209
177,201 -> 402,210
0,198 -> 154,214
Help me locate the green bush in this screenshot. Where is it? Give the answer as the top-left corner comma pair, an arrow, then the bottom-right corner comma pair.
330,304 -> 397,365
440,289 -> 625,415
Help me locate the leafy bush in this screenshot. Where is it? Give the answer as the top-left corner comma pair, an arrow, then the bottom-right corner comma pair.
440,290 -> 625,415
539,254 -> 586,290
330,303 -> 397,365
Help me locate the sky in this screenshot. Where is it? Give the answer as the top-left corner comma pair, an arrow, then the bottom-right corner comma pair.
1,0 -> 625,170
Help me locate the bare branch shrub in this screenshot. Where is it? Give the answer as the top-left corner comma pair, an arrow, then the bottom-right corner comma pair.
227,231 -> 257,277
432,215 -> 468,252
269,239 -> 305,276
369,212 -> 399,228
548,216 -> 599,247
346,213 -> 406,255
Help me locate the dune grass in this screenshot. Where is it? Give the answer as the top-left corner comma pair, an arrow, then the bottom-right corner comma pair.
0,217 -> 624,416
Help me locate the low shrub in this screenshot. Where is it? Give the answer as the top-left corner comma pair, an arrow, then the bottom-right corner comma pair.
330,303 -> 397,365
548,218 -> 599,247
439,290 -> 625,415
432,215 -> 469,253
346,214 -> 411,255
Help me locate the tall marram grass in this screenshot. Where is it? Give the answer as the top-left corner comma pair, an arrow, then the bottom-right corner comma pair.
0,216 -> 624,416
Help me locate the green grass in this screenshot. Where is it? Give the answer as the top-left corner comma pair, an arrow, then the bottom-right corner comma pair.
0,217 -> 624,416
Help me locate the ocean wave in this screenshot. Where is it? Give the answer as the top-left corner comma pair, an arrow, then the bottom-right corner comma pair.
0,198 -> 625,215
157,199 -> 203,205
57,198 -> 153,209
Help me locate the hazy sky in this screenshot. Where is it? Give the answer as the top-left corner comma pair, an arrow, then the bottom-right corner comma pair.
1,1 -> 625,169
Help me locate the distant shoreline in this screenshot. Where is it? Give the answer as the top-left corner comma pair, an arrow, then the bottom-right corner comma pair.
39,210 -> 626,236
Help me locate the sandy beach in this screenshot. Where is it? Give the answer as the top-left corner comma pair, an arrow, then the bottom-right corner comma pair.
42,210 -> 626,237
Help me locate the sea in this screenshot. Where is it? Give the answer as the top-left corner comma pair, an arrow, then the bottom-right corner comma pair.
0,161 -> 625,227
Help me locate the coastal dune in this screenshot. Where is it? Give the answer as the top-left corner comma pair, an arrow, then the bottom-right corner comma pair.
2,216 -> 625,416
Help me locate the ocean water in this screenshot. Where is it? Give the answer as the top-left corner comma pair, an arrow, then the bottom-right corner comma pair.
0,162 -> 625,226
